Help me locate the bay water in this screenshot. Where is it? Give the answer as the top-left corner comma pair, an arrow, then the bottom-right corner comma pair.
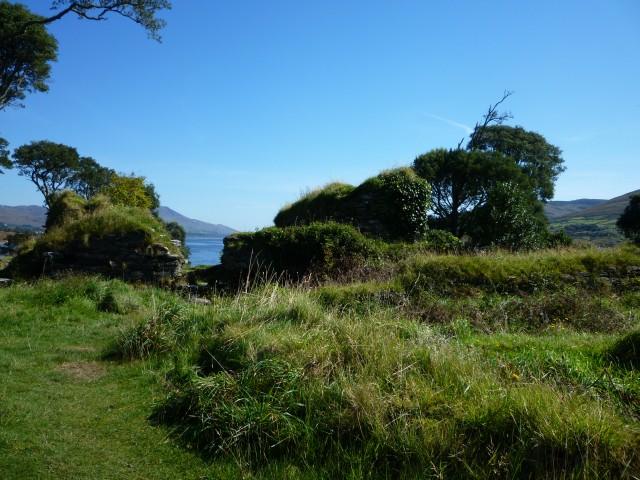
185,234 -> 225,266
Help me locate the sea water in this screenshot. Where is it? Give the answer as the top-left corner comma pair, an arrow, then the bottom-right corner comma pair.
185,234 -> 225,266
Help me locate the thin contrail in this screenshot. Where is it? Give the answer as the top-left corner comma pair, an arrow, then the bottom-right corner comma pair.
424,113 -> 473,134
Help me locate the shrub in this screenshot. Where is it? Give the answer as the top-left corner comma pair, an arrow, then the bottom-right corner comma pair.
469,182 -> 547,250
274,168 -> 431,242
419,229 -> 463,253
546,229 -> 574,248
220,222 -> 383,282
617,194 -> 640,245
607,331 -> 640,368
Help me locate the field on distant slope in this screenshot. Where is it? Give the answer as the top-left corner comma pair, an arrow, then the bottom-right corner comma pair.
2,246 -> 640,479
550,190 -> 639,246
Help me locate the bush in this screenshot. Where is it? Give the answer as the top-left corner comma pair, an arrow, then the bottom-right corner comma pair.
546,229 -> 574,248
275,168 -> 431,242
617,194 -> 640,245
220,222 -> 383,282
607,331 -> 640,368
469,182 -> 547,250
419,229 -> 463,253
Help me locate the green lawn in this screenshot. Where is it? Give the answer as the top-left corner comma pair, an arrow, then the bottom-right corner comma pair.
0,280 -> 239,479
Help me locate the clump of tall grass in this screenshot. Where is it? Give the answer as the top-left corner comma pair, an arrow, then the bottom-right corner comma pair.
113,296 -> 201,359
317,282 -> 637,333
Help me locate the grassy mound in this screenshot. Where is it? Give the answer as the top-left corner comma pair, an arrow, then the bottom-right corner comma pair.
274,168 -> 431,241
4,192 -> 180,280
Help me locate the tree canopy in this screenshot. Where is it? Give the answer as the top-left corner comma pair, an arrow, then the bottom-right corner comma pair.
617,195 -> 640,245
469,125 -> 565,201
412,148 -> 526,236
0,1 -> 58,111
412,93 -> 565,248
12,140 -> 81,207
68,156 -> 115,199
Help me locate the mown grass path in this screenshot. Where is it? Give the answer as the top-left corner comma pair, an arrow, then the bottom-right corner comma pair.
0,290 -> 217,479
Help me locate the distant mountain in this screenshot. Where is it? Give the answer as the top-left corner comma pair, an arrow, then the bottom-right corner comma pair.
157,206 -> 236,236
544,199 -> 607,220
555,190 -> 640,221
0,205 -> 46,230
549,189 -> 639,246
0,204 -> 235,237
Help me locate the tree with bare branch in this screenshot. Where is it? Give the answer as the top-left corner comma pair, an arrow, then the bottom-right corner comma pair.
18,1 -> 172,41
0,0 -> 171,112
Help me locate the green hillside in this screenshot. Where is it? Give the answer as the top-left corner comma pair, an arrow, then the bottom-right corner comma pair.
544,198 -> 606,219
551,190 -> 639,246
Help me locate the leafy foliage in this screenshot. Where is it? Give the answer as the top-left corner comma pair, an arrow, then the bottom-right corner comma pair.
164,221 -> 185,244
48,0 -> 171,41
420,229 -> 463,252
413,148 -> 526,236
617,195 -> 640,245
546,229 -> 574,248
469,125 -> 566,201
100,173 -> 159,211
67,156 -> 115,199
361,168 -> 431,241
221,222 -> 383,281
0,136 -> 10,173
0,1 -> 58,110
470,182 -> 547,250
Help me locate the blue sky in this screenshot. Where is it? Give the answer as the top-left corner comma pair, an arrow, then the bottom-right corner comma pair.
1,0 -> 639,230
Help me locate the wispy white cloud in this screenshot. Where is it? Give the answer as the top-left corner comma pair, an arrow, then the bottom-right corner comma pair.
423,113 -> 473,134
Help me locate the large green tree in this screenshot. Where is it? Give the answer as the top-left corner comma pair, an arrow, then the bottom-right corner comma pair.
617,195 -> 640,245
0,0 -> 170,111
12,140 -> 81,207
414,93 -> 564,248
413,148 -> 527,236
0,1 -> 58,111
469,125 -> 565,201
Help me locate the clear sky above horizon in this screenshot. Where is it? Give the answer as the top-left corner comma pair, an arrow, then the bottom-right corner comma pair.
1,0 -> 639,231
